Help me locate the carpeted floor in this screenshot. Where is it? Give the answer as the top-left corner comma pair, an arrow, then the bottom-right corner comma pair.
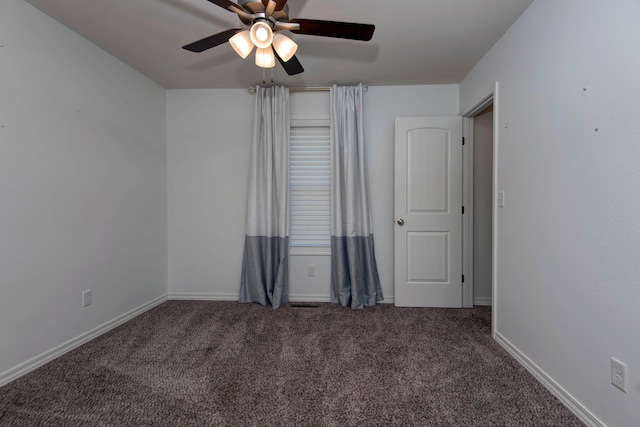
0,301 -> 582,426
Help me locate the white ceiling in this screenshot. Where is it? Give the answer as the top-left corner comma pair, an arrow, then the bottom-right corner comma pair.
23,0 -> 533,89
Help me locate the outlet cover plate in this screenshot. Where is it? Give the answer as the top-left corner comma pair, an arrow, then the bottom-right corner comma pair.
611,357 -> 627,393
82,289 -> 92,307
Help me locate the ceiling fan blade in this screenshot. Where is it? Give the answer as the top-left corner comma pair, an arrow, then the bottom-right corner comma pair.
274,48 -> 304,75
264,0 -> 276,17
261,0 -> 288,11
289,19 -> 375,41
182,28 -> 242,53
274,0 -> 288,11
207,0 -> 243,13
207,0 -> 254,20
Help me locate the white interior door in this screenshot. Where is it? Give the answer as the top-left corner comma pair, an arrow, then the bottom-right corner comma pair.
394,116 -> 463,307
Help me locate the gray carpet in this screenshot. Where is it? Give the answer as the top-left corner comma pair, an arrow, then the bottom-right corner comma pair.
0,301 -> 582,426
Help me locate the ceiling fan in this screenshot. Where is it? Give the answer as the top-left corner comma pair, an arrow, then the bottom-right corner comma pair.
182,0 -> 375,76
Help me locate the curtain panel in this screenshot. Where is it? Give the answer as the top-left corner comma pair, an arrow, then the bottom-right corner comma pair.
239,86 -> 290,309
330,84 -> 383,309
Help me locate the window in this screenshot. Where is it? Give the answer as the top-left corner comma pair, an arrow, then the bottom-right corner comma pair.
289,118 -> 331,253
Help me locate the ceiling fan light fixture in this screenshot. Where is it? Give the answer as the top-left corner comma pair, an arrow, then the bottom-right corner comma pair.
182,0 -> 376,77
272,33 -> 297,62
250,21 -> 273,49
255,47 -> 276,68
229,30 -> 254,58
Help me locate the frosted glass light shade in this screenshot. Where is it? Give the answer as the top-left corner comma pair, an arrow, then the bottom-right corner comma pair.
229,30 -> 254,58
255,47 -> 275,68
272,33 -> 298,62
250,22 -> 273,49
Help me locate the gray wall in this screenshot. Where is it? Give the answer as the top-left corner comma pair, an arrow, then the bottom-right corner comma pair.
0,0 -> 167,380
167,85 -> 460,302
460,0 -> 640,425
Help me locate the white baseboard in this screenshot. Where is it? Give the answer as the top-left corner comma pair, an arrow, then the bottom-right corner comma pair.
494,331 -> 604,427
292,295 -> 395,304
168,292 -> 395,305
0,294 -> 168,387
168,292 -> 238,301
473,297 -> 492,306
290,293 -> 331,303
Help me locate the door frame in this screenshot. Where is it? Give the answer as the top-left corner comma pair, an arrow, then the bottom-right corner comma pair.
461,82 -> 499,336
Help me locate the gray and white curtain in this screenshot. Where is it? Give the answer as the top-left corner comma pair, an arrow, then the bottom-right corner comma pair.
239,86 -> 290,309
330,83 -> 383,309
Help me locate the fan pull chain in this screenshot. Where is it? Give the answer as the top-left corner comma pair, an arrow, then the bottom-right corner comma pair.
270,68 -> 274,83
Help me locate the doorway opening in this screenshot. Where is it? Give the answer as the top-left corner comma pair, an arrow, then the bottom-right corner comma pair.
462,83 -> 498,335
471,104 -> 493,306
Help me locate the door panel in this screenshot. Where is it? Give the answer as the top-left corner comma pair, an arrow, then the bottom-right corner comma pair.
395,117 -> 462,307
408,130 -> 449,212
407,232 -> 449,282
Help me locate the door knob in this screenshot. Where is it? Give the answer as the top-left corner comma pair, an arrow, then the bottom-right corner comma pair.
396,218 -> 405,226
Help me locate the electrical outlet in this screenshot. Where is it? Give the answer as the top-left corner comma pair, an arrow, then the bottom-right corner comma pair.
307,265 -> 315,277
82,289 -> 92,307
611,357 -> 627,393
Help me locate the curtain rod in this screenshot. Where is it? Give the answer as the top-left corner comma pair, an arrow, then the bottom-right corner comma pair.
248,85 -> 368,94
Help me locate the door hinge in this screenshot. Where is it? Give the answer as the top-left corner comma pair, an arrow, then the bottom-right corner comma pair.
462,137 -> 465,146
462,206 -> 465,215
462,274 -> 465,283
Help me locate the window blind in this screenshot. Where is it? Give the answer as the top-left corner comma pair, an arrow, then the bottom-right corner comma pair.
290,124 -> 331,248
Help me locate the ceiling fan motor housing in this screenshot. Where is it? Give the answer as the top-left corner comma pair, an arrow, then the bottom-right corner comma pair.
239,1 -> 289,25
